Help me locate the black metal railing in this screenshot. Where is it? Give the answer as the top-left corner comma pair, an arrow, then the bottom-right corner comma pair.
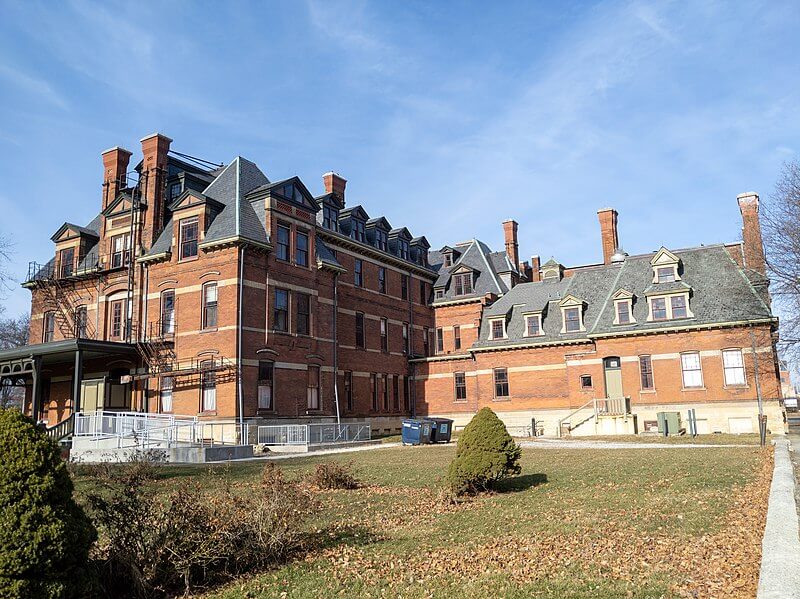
26,251 -> 104,284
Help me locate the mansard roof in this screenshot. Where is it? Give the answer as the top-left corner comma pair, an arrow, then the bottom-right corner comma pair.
474,244 -> 773,349
366,216 -> 392,231
431,239 -> 507,301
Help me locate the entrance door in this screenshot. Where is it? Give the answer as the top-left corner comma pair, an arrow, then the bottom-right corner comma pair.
81,379 -> 105,412
603,357 -> 623,398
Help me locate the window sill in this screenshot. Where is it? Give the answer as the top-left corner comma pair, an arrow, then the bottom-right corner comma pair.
178,255 -> 199,263
200,327 -> 218,334
492,397 -> 511,402
681,387 -> 706,392
199,410 -> 217,416
723,385 -> 749,390
639,389 -> 657,394
454,399 -> 468,403
256,408 -> 274,414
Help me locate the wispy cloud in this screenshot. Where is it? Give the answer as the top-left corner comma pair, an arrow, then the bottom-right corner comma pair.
0,64 -> 67,110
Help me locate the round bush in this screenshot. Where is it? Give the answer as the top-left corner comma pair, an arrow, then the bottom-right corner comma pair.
0,409 -> 96,598
446,407 -> 521,495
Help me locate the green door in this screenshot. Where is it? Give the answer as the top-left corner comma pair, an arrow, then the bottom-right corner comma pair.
603,357 -> 623,398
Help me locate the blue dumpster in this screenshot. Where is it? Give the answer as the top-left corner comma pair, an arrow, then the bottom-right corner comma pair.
402,419 -> 432,445
425,418 -> 454,443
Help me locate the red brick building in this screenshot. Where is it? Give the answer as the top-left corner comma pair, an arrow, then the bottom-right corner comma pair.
1,132 -> 783,436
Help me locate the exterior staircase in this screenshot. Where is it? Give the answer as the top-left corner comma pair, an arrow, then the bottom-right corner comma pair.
558,397 -> 632,436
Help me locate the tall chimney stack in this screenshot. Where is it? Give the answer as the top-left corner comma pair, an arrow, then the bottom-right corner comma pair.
737,192 -> 766,275
140,133 -> 172,249
530,255 -> 541,282
101,147 -> 132,210
502,219 -> 519,269
323,172 -> 347,203
597,208 -> 619,265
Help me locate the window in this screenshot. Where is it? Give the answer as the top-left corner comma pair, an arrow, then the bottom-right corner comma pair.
435,289 -> 444,300
401,275 -> 409,300
160,376 -> 173,412
170,182 -> 182,200
258,361 -> 274,410
294,230 -> 309,267
380,318 -> 388,353
354,259 -> 363,287
371,373 -> 378,411
378,267 -> 386,293
524,314 -> 541,337
656,266 -> 676,283
355,312 -> 365,348
443,253 -> 452,267
723,349 -> 746,386
580,375 -> 592,389
111,232 -> 132,268
344,371 -> 353,411
402,323 -> 409,354
423,327 -> 430,356
494,368 -> 509,398
59,247 -> 75,278
436,328 -> 444,353
398,240 -> 410,260
296,293 -> 310,335
393,375 -> 399,411
453,273 -> 473,296
681,352 -> 703,388
323,205 -> 339,231
454,326 -> 461,350
403,376 -> 410,411
454,372 -> 467,401
616,301 -> 631,324
352,220 -> 366,242
273,288 -> 289,332
671,295 -> 687,319
179,218 -> 198,260
564,307 -> 581,332
375,230 -> 388,251
75,306 -> 87,338
110,300 -> 124,339
43,312 -> 55,343
491,319 -> 505,340
161,290 -> 175,335
276,223 -> 290,262
651,297 -> 668,321
202,283 -> 218,329
201,361 -> 216,411
307,365 -> 320,410
419,281 -> 428,305
639,355 -> 654,390
382,374 -> 389,411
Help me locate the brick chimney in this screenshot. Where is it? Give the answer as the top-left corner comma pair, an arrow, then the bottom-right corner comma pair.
323,172 -> 347,203
140,133 -> 172,249
519,260 -> 531,281
737,192 -> 766,275
502,219 -> 519,268
101,147 -> 132,210
597,208 -> 619,265
530,255 -> 541,282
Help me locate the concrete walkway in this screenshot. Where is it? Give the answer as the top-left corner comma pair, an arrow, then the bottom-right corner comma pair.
758,438 -> 800,599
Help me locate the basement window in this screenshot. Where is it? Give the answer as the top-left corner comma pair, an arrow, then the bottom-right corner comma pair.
580,375 -> 592,389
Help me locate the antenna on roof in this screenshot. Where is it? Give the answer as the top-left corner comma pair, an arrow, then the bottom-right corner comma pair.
168,150 -> 224,170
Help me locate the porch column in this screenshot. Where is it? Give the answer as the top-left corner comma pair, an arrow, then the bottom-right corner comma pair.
30,356 -> 43,422
72,349 -> 83,414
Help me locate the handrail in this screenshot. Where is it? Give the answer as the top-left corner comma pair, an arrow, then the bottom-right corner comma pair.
45,414 -> 75,442
557,398 -> 597,437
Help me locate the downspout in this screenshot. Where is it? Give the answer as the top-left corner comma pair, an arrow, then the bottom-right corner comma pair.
237,246 -> 245,430
333,272 -> 341,424
409,273 -> 416,418
142,263 -> 150,413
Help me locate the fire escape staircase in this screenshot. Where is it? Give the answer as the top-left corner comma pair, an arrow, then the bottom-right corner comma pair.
27,260 -> 99,340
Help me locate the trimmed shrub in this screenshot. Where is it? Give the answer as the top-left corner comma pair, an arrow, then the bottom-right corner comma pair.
447,407 -> 522,495
309,461 -> 360,490
0,408 -> 97,598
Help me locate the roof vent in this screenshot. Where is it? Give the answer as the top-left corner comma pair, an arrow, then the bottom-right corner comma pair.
610,247 -> 627,263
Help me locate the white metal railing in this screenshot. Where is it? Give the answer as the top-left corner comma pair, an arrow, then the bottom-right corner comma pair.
73,411 -> 248,448
257,423 -> 371,446
557,397 -> 632,437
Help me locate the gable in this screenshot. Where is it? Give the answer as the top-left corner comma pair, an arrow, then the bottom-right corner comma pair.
169,190 -> 223,212
102,194 -> 137,217
559,294 -> 584,308
50,223 -> 99,243
269,178 -> 319,212
651,247 -> 680,266
611,288 -> 634,300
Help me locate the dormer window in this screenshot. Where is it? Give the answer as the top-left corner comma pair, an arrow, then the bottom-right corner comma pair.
322,205 -> 339,232
435,289 -> 444,300
656,267 -> 675,283
647,292 -> 693,321
351,220 -> 366,243
650,247 -> 681,283
398,239 -> 409,260
524,313 -> 543,337
170,182 -> 182,200
443,253 -> 452,267
375,230 -> 388,251
611,289 -> 635,325
453,273 -> 473,296
490,318 -> 506,340
179,218 -> 198,261
559,295 -> 585,333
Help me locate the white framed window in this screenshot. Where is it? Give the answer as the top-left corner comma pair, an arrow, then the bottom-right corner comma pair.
614,300 -> 633,324
307,365 -> 320,410
490,318 -> 506,340
201,361 -> 217,411
648,293 -> 692,321
453,273 -> 473,296
722,349 -> 746,386
161,290 -> 175,335
202,282 -> 218,329
258,361 -> 274,410
160,376 -> 174,413
655,266 -> 676,283
454,372 -> 467,401
681,352 -> 703,389
524,313 -> 542,337
563,307 -> 581,332
179,218 -> 199,260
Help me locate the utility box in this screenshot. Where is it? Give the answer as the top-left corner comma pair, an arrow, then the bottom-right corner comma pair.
425,418 -> 454,443
657,412 -> 682,436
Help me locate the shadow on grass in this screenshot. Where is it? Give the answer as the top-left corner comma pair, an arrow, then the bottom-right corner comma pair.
494,472 -> 548,493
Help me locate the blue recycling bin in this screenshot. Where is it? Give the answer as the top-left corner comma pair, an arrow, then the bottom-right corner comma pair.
425,418 -> 454,443
401,419 -> 433,445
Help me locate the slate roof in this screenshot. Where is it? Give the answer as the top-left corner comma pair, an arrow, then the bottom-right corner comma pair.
431,239 -> 508,301
473,244 -> 773,349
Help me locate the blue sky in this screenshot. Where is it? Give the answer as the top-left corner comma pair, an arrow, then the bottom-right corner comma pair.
0,0 -> 799,316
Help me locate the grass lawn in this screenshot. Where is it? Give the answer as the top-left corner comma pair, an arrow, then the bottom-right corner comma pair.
73,443 -> 772,598
554,433 -> 767,445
